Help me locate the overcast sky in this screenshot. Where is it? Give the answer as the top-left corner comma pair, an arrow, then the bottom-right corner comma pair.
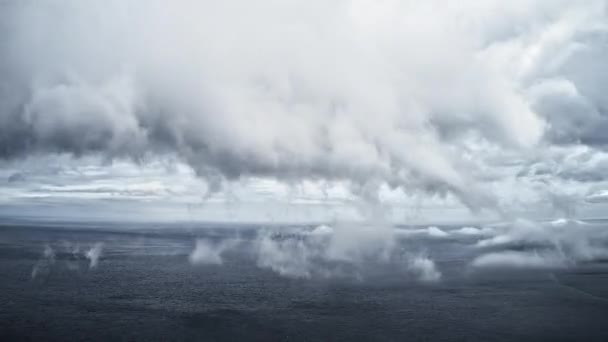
1,0 -> 608,223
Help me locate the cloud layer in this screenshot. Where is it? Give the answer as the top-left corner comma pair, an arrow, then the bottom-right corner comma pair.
3,1 -> 607,212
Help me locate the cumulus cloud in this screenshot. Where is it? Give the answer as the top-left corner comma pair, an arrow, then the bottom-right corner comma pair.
5,0 -> 608,211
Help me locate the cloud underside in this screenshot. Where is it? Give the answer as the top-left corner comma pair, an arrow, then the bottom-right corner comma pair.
1,0 -> 608,213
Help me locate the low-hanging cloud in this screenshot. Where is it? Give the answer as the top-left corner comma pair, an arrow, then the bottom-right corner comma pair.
471,218 -> 608,270
5,0 -> 608,210
407,254 -> 442,283
31,241 -> 105,279
85,242 -> 104,269
188,224 -> 443,282
189,239 -> 239,265
255,223 -> 397,279
471,250 -> 568,270
31,244 -> 56,279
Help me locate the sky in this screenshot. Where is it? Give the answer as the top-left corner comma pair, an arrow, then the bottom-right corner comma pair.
1,0 -> 608,223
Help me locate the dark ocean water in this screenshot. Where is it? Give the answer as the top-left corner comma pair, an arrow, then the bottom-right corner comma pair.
1,222 -> 608,341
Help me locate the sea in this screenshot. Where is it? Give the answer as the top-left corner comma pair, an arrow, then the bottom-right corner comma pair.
1,219 -> 608,341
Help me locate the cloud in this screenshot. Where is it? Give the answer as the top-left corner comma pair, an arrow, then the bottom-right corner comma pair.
586,190 -> 608,203
471,219 -> 608,270
189,239 -> 238,265
2,0 -> 608,252
9,0 -> 608,210
395,225 -> 498,243
256,232 -> 322,278
475,218 -> 602,251
426,226 -> 449,239
395,226 -> 451,239
308,224 -> 333,236
185,224 -> 443,282
31,241 -> 106,279
453,226 -> 494,237
85,242 -> 104,269
471,250 -> 568,269
31,244 -> 56,279
407,254 -> 442,283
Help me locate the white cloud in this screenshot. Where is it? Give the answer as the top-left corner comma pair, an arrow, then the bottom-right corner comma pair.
31,241 -> 105,279
85,242 -> 104,269
453,226 -> 494,237
1,1 -> 608,232
31,244 -> 56,279
185,224 -> 443,282
189,239 -> 238,265
471,218 -> 608,271
407,254 -> 442,283
6,0 -> 604,212
395,226 -> 451,239
256,232 -> 321,279
471,250 -> 568,269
